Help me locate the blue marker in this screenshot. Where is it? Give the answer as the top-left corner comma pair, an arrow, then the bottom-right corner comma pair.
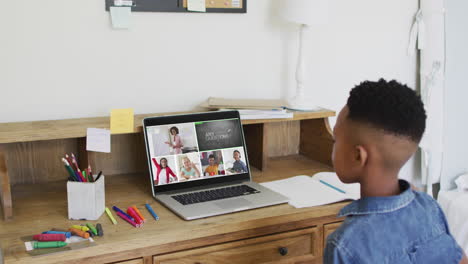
112,206 -> 134,221
145,204 -> 159,220
42,231 -> 72,238
319,180 -> 346,194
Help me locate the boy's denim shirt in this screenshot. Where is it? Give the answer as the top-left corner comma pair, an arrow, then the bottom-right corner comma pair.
324,180 -> 464,264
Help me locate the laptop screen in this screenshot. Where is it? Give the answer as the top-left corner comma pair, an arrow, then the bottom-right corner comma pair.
143,111 -> 250,194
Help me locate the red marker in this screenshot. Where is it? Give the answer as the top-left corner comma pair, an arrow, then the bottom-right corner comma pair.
116,211 -> 139,227
127,207 -> 143,225
33,234 -> 66,241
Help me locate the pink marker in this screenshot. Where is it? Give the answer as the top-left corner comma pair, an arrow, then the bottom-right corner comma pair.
116,211 -> 139,228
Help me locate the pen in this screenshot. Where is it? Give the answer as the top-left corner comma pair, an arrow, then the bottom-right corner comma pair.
95,171 -> 103,182
319,180 -> 346,194
112,206 -> 134,221
71,153 -> 86,182
145,203 -> 159,220
62,158 -> 78,181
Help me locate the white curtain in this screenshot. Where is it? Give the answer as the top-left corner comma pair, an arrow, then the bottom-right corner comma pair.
409,0 -> 445,196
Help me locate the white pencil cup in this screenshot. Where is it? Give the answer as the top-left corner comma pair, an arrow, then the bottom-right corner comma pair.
67,176 -> 105,220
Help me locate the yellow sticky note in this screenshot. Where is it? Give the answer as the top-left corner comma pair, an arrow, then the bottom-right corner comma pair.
110,108 -> 134,134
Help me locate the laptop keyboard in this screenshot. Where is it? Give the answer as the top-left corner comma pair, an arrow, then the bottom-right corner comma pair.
172,185 -> 261,205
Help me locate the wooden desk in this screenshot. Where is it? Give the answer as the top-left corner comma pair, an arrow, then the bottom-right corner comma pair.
0,109 -> 343,263
0,110 -> 335,220
1,156 -> 346,264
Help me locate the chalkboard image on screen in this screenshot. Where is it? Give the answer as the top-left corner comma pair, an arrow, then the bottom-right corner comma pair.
195,119 -> 242,151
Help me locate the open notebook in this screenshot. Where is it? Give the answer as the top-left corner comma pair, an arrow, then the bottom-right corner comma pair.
260,172 -> 360,208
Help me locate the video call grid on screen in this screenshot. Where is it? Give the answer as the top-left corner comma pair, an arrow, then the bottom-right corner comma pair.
146,118 -> 249,186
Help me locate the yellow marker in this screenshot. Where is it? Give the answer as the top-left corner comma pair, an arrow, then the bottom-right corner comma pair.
110,108 -> 134,134
132,206 -> 145,222
105,207 -> 117,225
71,225 -> 89,232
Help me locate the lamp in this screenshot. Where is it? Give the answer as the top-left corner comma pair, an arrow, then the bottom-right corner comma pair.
278,0 -> 329,110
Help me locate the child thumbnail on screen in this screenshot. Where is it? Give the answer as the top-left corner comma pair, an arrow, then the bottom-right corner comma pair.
195,119 -> 243,152
222,147 -> 248,175
177,152 -> 203,182
149,123 -> 199,157
151,155 -> 178,186
200,150 -> 225,177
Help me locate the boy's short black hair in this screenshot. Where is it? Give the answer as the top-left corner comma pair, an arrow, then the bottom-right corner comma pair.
208,154 -> 215,159
346,79 -> 426,143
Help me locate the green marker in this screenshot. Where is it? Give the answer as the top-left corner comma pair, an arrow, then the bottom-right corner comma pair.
86,223 -> 98,236
33,241 -> 67,249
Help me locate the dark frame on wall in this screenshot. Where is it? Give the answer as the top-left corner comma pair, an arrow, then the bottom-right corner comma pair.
105,0 -> 247,13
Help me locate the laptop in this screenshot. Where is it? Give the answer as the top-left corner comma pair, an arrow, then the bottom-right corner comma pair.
142,110 -> 289,220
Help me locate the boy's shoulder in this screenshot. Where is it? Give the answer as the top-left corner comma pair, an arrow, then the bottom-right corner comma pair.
328,188 -> 445,245
325,185 -> 463,263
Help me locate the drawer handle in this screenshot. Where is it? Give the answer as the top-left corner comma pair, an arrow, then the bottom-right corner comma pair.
278,247 -> 288,256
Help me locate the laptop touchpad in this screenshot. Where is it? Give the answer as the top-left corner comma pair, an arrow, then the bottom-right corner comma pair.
215,198 -> 253,209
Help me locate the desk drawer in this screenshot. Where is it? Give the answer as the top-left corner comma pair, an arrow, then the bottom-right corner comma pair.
154,227 -> 320,264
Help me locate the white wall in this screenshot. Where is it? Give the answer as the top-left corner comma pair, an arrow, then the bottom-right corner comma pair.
0,0 -> 419,178
441,0 -> 468,190
1,0 -> 417,124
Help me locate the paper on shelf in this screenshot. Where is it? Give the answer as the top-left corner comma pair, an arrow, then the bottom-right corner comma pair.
188,0 -> 206,12
110,6 -> 131,29
86,128 -> 111,153
260,172 -> 360,208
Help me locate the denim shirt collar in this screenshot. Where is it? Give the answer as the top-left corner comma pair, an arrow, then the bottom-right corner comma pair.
338,179 -> 415,217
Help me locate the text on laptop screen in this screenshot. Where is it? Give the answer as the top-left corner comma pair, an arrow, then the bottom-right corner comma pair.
145,118 -> 248,186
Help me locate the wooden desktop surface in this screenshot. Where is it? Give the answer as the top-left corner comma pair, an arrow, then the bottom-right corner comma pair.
0,156 -> 346,264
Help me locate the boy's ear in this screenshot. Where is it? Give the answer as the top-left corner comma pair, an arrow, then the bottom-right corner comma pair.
354,145 -> 368,167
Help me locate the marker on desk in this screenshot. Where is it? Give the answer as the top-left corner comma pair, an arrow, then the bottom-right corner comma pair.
132,206 -> 146,223
105,207 -> 118,224
42,231 -> 72,238
33,241 -> 67,249
71,225 -> 90,232
96,223 -> 104,236
68,228 -> 90,239
116,211 -> 139,228
113,206 -> 134,221
127,207 -> 143,225
145,203 -> 159,221
86,223 -> 98,236
319,180 -> 346,194
33,234 -> 66,242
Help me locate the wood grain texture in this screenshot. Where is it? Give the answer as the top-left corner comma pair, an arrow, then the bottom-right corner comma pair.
0,144 -> 13,220
5,139 -> 78,185
266,121 -> 300,158
153,227 -> 320,264
243,123 -> 267,171
299,119 -> 334,167
0,110 -> 335,144
1,157 -> 344,264
110,258 -> 144,264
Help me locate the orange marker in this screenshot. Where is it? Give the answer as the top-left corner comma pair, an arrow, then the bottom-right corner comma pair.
69,228 -> 90,239
132,206 -> 145,222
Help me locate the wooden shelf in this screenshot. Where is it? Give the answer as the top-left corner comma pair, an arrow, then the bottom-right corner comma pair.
0,109 -> 335,144
1,156 -> 339,264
